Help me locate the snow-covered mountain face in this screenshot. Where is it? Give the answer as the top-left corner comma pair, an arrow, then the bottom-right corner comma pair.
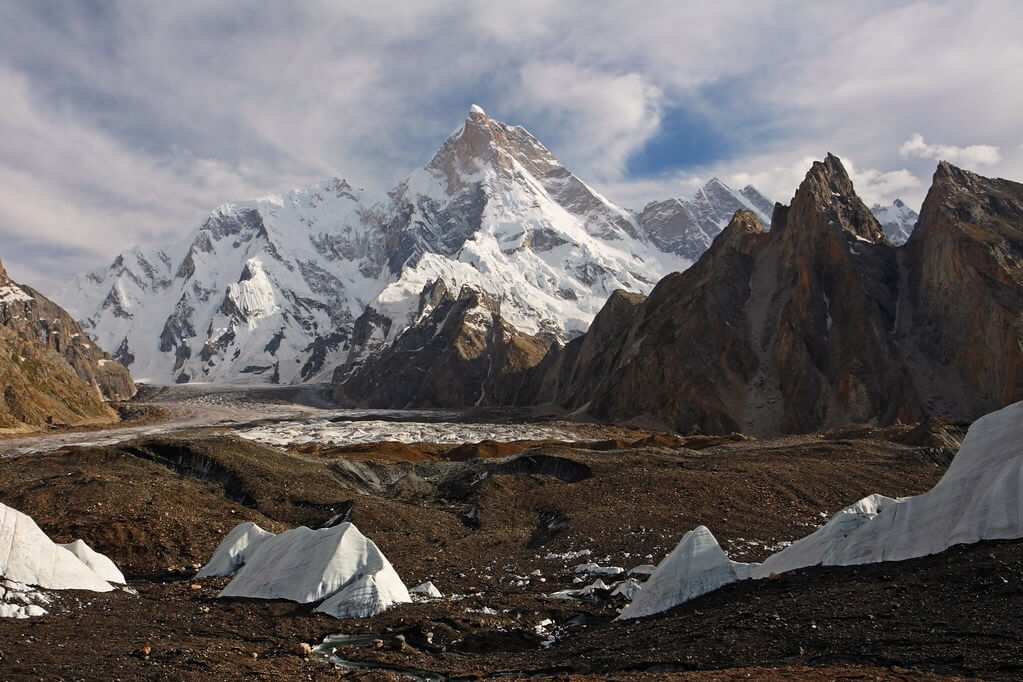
870,199 -> 918,245
62,106 -> 729,385
636,179 -> 774,261
60,177 -> 391,384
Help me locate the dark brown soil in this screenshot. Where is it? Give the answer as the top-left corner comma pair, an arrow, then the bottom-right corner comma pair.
0,423 -> 1018,680
290,438 -> 533,464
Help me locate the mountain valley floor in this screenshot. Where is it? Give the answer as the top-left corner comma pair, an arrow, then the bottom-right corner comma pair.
0,388 -> 1019,680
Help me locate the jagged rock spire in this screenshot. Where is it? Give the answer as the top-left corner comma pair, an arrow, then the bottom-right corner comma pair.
772,153 -> 888,245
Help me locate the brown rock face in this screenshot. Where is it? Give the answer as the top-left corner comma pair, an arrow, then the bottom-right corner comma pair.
512,157 -> 1022,434
333,281 -> 550,408
0,257 -> 136,431
903,161 -> 1023,411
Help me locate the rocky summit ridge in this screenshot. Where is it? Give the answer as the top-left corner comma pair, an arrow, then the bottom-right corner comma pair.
511,155 -> 1021,434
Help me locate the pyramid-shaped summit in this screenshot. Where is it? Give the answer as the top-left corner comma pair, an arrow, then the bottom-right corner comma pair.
65,107 -> 771,386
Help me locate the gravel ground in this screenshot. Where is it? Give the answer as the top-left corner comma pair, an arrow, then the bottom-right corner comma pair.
1,415 -> 1017,680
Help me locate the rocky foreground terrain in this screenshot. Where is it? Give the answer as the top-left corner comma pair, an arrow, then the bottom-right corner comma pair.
1,399 -> 1020,680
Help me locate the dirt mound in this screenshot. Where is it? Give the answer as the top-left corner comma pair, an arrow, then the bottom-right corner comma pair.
446,439 -> 529,461
896,417 -> 969,449
122,435 -> 355,526
291,440 -> 451,463
0,445 -> 287,577
294,439 -> 531,464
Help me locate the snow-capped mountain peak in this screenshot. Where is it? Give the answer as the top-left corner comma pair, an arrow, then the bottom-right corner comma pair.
870,198 -> 918,245
60,110 -> 770,386
637,177 -> 774,261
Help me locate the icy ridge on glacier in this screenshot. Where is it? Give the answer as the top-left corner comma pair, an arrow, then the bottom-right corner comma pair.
60,107 -> 770,385
1,502 -> 124,618
619,400 -> 1023,619
203,521 -> 410,619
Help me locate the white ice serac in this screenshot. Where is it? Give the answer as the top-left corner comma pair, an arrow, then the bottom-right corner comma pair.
1,503 -> 124,617
215,521 -> 410,619
619,400 -> 1023,619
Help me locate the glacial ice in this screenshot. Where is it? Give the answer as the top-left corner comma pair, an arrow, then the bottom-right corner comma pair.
619,400 -> 1023,619
1,503 -> 123,618
213,521 -> 410,619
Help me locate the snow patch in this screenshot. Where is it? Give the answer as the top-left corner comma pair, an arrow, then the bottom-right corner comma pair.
410,580 -> 443,599
0,284 -> 31,304
573,561 -> 624,576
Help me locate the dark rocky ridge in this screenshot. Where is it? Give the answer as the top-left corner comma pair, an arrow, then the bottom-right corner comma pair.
514,156 -> 1021,434
334,156 -> 1022,435
333,280 -> 550,408
0,257 -> 135,431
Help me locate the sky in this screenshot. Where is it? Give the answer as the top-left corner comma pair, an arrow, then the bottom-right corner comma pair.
0,1 -> 1021,292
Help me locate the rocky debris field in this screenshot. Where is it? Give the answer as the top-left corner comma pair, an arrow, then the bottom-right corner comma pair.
0,417 -> 1019,680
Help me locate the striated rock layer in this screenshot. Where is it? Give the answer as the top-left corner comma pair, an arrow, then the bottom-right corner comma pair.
0,257 -> 135,431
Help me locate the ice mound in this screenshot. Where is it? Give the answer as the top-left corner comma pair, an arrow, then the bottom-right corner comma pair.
314,574 -> 408,619
617,526 -> 754,620
621,400 -> 1023,619
210,521 -> 410,619
0,503 -> 116,593
59,539 -> 126,584
196,521 -> 274,578
410,580 -> 443,599
1,502 -> 123,617
756,399 -> 1023,575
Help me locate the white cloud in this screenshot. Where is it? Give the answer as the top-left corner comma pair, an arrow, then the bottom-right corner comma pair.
597,152 -> 924,214
0,65 -> 293,290
900,133 -> 1001,167
1,1 -> 1022,289
846,165 -> 923,208
508,62 -> 663,180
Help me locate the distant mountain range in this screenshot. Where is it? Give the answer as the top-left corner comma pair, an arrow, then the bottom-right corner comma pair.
58,106 -> 771,385
871,199 -> 919,245
637,178 -> 773,260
